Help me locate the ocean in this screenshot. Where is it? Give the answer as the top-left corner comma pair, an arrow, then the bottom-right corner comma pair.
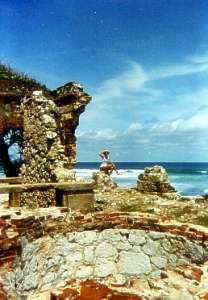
75,162 -> 208,196
0,162 -> 207,196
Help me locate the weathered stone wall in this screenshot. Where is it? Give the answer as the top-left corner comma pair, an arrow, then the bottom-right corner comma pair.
93,171 -> 117,191
137,166 -> 176,194
0,209 -> 207,266
0,209 -> 207,299
0,79 -> 44,134
0,79 -> 91,177
0,97 -> 22,132
5,228 -> 206,297
55,82 -> 91,168
20,92 -> 76,207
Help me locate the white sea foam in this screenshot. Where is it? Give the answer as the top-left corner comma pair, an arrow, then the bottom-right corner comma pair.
199,170 -> 207,174
75,168 -> 143,180
172,182 -> 194,191
75,168 -> 98,178
75,167 -> 206,195
113,169 -> 143,178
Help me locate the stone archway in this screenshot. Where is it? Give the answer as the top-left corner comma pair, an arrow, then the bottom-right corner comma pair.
0,78 -> 91,177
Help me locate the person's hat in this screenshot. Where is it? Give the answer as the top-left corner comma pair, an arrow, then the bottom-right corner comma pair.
100,149 -> 110,154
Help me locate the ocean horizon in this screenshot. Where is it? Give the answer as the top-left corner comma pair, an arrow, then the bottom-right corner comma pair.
75,162 -> 208,196
0,161 -> 207,196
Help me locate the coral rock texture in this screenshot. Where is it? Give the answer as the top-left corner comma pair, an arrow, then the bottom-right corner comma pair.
20,92 -> 76,207
137,165 -> 176,194
93,171 -> 117,192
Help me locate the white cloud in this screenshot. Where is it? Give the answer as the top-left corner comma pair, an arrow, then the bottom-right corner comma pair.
188,52 -> 208,64
92,51 -> 208,107
150,109 -> 208,134
79,97 -> 208,142
94,61 -> 148,101
125,122 -> 143,133
77,128 -> 118,140
178,112 -> 208,132
78,61 -> 159,131
147,51 -> 208,80
150,62 -> 208,80
150,119 -> 184,133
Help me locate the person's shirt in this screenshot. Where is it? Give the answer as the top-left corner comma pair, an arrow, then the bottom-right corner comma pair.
100,155 -> 111,167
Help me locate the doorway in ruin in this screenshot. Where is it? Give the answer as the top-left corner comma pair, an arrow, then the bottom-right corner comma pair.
0,128 -> 24,177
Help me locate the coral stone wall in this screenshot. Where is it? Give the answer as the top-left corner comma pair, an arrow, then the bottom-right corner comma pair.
55,82 -> 91,168
137,166 -> 176,194
0,80 -> 91,177
0,96 -> 23,132
93,171 -> 118,192
6,228 -> 206,296
0,209 -> 207,266
0,79 -> 44,134
20,92 -> 76,207
0,209 -> 207,298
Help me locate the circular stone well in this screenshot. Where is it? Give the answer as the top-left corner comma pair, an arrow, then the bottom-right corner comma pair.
4,228 -> 207,297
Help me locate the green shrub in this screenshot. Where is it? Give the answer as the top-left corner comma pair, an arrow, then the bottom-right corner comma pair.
0,62 -> 40,85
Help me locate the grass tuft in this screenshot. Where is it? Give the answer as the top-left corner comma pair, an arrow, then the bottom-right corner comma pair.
0,62 -> 41,85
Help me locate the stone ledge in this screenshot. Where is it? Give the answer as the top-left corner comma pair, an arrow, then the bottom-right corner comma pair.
0,181 -> 95,193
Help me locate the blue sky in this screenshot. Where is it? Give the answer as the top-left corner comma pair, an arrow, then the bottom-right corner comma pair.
1,0 -> 208,162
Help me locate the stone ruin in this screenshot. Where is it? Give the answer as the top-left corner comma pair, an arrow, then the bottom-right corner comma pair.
19,91 -> 78,207
0,209 -> 207,299
0,76 -> 91,177
0,73 -> 92,208
137,165 -> 176,194
20,92 -> 73,184
92,171 -> 118,192
93,166 -> 177,196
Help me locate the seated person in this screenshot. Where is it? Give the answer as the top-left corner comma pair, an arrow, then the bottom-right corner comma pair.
99,150 -> 119,175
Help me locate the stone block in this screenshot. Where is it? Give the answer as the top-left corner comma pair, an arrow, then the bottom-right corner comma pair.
9,192 -> 20,207
148,231 -> 166,240
99,229 -> 124,243
137,166 -> 176,194
75,231 -> 97,245
118,251 -> 151,275
95,241 -> 117,258
62,192 -> 95,213
184,241 -> 205,264
75,266 -> 93,278
142,239 -> 159,256
117,241 -> 132,251
22,274 -> 39,291
84,246 -> 95,263
128,231 -> 146,246
65,250 -> 83,263
94,258 -> 116,277
151,256 -> 167,269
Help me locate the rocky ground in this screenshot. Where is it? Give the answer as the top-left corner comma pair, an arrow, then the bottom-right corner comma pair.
95,187 -> 208,227
94,166 -> 208,227
26,264 -> 208,300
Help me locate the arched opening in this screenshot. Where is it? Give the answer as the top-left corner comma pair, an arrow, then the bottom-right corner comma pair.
0,128 -> 24,177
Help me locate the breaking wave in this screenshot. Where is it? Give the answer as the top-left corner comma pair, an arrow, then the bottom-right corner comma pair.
75,163 -> 208,195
